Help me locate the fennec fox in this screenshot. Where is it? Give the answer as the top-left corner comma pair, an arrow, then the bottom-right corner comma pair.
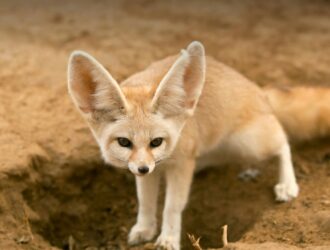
68,41 -> 330,249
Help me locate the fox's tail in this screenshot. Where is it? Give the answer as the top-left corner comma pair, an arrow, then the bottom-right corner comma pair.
264,86 -> 330,142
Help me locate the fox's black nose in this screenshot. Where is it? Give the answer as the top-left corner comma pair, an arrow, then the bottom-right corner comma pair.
138,166 -> 149,174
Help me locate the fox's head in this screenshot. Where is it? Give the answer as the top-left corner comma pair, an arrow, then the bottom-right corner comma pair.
68,41 -> 205,176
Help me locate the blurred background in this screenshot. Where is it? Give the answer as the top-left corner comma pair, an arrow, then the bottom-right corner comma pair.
0,0 -> 329,249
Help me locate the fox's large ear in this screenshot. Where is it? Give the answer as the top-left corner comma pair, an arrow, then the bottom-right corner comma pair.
151,41 -> 206,116
68,51 -> 128,119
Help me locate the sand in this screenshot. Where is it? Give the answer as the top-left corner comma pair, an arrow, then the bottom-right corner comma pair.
0,0 -> 329,249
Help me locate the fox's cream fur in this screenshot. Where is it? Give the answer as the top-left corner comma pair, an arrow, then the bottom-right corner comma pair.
67,41 -> 328,250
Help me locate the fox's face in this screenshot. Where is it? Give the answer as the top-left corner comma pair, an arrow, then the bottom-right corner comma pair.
91,105 -> 186,175
68,42 -> 205,176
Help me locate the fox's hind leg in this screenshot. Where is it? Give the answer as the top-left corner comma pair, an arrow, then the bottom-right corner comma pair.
274,143 -> 299,201
227,114 -> 299,201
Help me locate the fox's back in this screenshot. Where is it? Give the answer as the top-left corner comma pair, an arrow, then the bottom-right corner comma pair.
192,57 -> 271,151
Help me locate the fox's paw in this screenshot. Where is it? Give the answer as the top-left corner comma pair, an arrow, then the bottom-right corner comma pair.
274,182 -> 299,202
155,235 -> 179,250
128,223 -> 157,245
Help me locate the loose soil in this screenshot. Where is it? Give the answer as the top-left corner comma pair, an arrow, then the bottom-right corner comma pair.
0,0 -> 329,249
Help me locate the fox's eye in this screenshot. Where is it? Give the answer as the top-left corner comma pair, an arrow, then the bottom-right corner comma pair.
150,138 -> 163,148
117,137 -> 132,148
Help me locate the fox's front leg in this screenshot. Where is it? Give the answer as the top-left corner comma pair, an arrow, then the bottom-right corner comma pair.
156,158 -> 195,250
128,171 -> 160,245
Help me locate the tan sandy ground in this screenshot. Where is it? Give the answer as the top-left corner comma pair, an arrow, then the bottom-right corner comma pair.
0,0 -> 329,249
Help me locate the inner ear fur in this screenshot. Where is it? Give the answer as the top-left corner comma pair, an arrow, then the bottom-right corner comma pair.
151,41 -> 206,116
67,51 -> 128,118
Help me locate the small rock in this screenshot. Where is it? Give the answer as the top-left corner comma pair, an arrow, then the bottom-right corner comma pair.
321,200 -> 330,206
298,162 -> 310,175
68,235 -> 75,250
144,243 -> 156,249
15,235 -> 30,244
238,168 -> 260,182
119,226 -> 127,233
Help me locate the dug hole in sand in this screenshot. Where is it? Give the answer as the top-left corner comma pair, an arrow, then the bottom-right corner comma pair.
0,0 -> 329,249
